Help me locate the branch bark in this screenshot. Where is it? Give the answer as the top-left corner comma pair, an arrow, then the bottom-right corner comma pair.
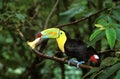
30,48 -> 120,70
44,0 -> 59,29
33,49 -> 93,69
98,49 -> 120,54
56,8 -> 108,28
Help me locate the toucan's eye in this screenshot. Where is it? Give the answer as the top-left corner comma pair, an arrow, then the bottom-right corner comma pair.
60,31 -> 63,35
58,31 -> 63,37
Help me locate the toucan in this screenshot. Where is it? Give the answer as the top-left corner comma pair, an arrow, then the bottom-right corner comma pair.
27,28 -> 99,68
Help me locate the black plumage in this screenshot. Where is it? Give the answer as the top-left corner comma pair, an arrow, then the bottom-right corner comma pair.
64,39 -> 99,64
57,29 -> 99,65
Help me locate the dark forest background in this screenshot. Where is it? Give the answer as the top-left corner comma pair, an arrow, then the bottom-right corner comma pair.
0,0 -> 120,79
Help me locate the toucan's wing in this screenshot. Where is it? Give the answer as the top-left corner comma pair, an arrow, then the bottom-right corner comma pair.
87,46 -> 98,55
64,39 -> 88,61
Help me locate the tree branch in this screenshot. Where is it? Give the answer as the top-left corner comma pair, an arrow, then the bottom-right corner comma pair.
31,48 -> 120,70
56,8 -> 108,28
44,0 -> 59,29
16,25 -> 120,71
98,49 -> 120,54
33,49 -> 93,69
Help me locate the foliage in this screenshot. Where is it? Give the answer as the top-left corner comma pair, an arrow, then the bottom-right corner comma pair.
83,57 -> 120,79
0,0 -> 120,79
89,15 -> 119,49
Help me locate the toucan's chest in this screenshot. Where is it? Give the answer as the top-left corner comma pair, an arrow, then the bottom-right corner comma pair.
64,39 -> 89,59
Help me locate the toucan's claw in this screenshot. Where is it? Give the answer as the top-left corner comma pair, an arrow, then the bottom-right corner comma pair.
68,59 -> 78,66
77,61 -> 85,69
68,59 -> 85,69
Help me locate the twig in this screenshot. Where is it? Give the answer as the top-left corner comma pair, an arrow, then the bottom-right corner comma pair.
33,49 -> 93,69
44,0 -> 59,29
16,28 -> 25,38
29,5 -> 40,22
98,49 -> 120,54
23,56 -> 39,79
56,8 -> 108,28
55,1 -> 120,28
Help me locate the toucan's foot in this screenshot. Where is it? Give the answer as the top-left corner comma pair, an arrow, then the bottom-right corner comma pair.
77,61 -> 85,68
68,59 -> 85,68
68,59 -> 78,66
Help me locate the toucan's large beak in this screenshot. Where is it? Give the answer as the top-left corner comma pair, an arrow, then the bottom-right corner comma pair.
27,28 -> 60,49
41,28 -> 60,38
27,38 -> 41,49
27,38 -> 47,49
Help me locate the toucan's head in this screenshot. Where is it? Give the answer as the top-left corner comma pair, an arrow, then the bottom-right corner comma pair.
27,28 -> 66,49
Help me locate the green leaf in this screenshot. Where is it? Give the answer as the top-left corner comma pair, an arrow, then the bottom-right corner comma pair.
116,28 -> 120,41
107,16 -> 113,23
98,63 -> 120,79
105,28 -> 116,49
0,1 -> 2,10
5,37 -> 14,44
95,24 -> 105,30
100,57 -> 118,68
113,10 -> 120,21
82,67 -> 99,79
89,29 -> 102,41
7,3 -> 15,10
59,4 -> 85,23
111,23 -> 120,28
16,13 -> 25,23
104,1 -> 115,8
0,34 -> 4,44
88,31 -> 105,46
0,25 -> 3,31
115,70 -> 120,79
2,52 -> 10,59
97,19 -> 107,26
60,6 -> 85,17
96,14 -> 107,21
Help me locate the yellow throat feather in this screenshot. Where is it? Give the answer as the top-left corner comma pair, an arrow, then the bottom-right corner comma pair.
56,30 -> 67,53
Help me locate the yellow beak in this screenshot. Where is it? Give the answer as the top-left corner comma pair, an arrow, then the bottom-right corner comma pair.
27,38 -> 41,49
41,28 -> 60,38
27,28 -> 60,49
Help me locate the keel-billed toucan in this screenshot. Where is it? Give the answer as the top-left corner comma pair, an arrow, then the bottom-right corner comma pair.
27,28 -> 99,67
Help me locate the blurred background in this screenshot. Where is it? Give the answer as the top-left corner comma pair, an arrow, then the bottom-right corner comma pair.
0,0 -> 120,79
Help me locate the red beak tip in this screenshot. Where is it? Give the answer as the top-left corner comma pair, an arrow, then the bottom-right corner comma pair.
35,33 -> 42,38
